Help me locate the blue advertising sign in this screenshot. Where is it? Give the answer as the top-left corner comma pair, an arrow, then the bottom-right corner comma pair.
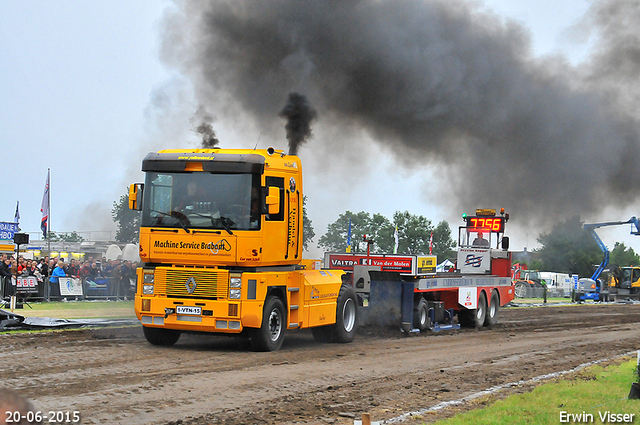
0,222 -> 19,240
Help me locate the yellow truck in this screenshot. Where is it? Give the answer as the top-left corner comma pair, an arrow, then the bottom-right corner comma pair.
129,147 -> 357,351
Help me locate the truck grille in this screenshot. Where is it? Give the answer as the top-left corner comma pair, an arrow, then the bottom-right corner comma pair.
154,267 -> 229,299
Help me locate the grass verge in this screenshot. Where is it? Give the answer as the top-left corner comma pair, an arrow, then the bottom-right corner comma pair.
433,358 -> 639,425
2,300 -> 136,319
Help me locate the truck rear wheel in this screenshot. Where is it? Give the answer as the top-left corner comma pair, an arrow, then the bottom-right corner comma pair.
250,296 -> 286,352
484,290 -> 500,327
142,326 -> 181,346
458,291 -> 487,328
413,298 -> 430,331
312,283 -> 358,343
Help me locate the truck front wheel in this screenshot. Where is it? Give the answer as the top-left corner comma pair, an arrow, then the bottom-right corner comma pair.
250,296 -> 286,352
142,326 -> 181,346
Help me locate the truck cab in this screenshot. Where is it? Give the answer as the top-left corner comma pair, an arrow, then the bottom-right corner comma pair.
456,208 -> 510,277
129,148 -> 357,351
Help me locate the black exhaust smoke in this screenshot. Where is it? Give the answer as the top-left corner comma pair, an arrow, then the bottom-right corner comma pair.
279,92 -> 317,156
161,0 -> 640,224
192,105 -> 220,148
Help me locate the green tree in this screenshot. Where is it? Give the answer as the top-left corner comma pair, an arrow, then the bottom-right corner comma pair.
536,215 -> 601,277
609,242 -> 640,267
318,211 -> 376,253
392,211 -> 433,255
318,210 -> 453,256
370,213 -> 394,253
112,191 -> 141,243
46,231 -> 85,242
302,195 -> 315,251
431,220 -> 456,260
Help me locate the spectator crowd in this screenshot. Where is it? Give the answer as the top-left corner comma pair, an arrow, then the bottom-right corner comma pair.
0,253 -> 139,300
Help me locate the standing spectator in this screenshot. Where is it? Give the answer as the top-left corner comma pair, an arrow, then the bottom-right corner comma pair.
88,262 -> 103,280
39,258 -> 49,279
49,261 -> 66,299
119,261 -> 133,299
67,259 -> 79,277
0,257 -> 13,298
79,260 -> 91,280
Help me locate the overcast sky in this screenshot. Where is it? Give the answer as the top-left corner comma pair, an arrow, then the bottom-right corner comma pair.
2,0 -> 638,256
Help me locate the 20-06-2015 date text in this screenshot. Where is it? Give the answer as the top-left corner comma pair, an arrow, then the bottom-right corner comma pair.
5,410 -> 80,423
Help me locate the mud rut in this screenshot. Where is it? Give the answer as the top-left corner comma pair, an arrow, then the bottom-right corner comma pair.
2,303 -> 639,425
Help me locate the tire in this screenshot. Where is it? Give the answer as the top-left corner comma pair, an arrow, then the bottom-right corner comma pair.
313,283 -> 358,344
251,296 -> 286,352
458,291 -> 487,328
514,282 -> 528,298
413,298 -> 431,331
484,290 -> 500,327
142,326 -> 181,346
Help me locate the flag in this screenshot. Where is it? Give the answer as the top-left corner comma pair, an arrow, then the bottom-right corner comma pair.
13,201 -> 20,224
393,226 -> 399,254
346,218 -> 352,253
41,169 -> 50,237
429,231 -> 433,255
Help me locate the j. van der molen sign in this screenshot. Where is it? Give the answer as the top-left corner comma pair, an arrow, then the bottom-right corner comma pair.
0,222 -> 18,241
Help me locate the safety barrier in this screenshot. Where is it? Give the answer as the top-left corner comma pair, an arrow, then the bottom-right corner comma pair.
1,276 -> 136,302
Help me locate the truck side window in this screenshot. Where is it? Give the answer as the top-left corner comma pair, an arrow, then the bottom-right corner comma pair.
633,268 -> 640,283
265,176 -> 285,221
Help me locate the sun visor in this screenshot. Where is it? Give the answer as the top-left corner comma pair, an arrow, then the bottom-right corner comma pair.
142,152 -> 265,174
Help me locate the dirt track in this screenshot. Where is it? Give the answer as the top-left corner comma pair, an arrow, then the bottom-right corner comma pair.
2,303 -> 639,424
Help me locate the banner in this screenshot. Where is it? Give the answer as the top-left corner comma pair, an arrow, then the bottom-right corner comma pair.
15,276 -> 38,294
59,277 -> 83,297
41,169 -> 50,237
393,226 -> 399,254
0,222 -> 19,240
14,201 -> 20,225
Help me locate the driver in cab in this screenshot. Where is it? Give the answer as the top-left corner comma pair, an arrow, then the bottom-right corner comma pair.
472,231 -> 490,248
175,181 -> 215,214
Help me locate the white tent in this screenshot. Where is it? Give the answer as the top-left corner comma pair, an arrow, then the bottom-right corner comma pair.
105,244 -> 122,261
121,243 -> 141,262
436,259 -> 455,273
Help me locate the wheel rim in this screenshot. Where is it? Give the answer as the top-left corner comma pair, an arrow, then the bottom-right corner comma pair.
489,301 -> 496,318
420,307 -> 427,326
476,300 -> 485,320
342,298 -> 356,333
268,308 -> 282,341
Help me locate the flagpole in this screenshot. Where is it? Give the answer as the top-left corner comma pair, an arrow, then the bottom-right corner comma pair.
47,168 -> 51,253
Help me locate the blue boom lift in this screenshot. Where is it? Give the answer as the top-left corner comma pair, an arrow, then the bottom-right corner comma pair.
575,217 -> 640,302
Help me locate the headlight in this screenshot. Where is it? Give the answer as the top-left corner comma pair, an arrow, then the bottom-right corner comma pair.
229,288 -> 241,299
143,273 -> 154,284
230,277 -> 242,288
143,284 -> 154,295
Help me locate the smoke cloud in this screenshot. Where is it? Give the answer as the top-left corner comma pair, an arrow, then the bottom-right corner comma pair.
160,0 -> 640,224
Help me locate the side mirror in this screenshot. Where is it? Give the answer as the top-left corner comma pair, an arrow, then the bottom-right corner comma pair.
129,183 -> 144,211
265,186 -> 280,215
501,236 -> 510,250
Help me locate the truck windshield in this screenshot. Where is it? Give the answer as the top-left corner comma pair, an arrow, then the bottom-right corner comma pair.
141,172 -> 261,231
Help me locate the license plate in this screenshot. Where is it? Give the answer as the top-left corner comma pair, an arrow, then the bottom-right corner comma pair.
176,306 -> 202,315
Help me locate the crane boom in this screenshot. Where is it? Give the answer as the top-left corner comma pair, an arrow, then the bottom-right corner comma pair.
583,217 -> 640,282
